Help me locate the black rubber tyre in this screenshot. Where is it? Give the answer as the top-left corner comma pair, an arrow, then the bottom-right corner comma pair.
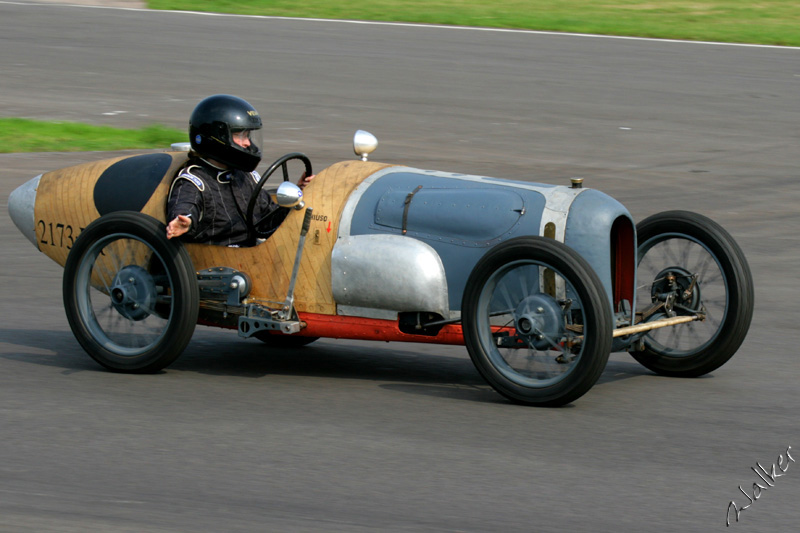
63,212 -> 199,373
462,237 -> 613,406
631,210 -> 754,377
253,331 -> 319,348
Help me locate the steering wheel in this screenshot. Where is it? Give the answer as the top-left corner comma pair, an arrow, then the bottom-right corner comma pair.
245,152 -> 312,243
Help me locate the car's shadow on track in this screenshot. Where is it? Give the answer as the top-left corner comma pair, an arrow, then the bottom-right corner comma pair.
1,327 -> 665,404
0,328 -> 100,373
596,358 -> 661,383
175,331 -> 498,395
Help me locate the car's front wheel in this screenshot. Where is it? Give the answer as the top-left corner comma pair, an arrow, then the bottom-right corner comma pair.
63,212 -> 198,373
462,237 -> 613,406
631,210 -> 753,376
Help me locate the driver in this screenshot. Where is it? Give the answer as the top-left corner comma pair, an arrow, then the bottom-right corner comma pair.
166,94 -> 313,246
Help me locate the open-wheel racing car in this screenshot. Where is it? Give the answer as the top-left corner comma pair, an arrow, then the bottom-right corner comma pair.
8,131 -> 754,406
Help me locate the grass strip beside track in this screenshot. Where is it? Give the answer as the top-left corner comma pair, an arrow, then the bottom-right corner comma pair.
0,119 -> 184,153
4,2 -> 796,153
147,0 -> 800,47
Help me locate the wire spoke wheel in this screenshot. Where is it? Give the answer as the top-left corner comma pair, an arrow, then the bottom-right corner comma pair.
63,212 -> 198,373
632,211 -> 753,377
77,235 -> 169,353
462,237 -> 612,406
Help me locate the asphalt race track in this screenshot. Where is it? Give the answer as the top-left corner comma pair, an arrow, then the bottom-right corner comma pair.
1,2 -> 799,531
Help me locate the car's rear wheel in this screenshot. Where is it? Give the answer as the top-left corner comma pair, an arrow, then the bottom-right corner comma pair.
631,210 -> 753,376
63,212 -> 198,373
462,237 -> 613,406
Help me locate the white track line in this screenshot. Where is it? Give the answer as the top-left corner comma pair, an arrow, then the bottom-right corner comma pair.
2,0 -> 798,50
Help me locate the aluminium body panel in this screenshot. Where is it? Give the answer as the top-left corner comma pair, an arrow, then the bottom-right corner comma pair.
337,167 -> 634,316
331,234 -> 449,317
564,189 -> 637,315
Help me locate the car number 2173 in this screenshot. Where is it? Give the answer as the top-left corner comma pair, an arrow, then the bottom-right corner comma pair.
37,219 -> 83,249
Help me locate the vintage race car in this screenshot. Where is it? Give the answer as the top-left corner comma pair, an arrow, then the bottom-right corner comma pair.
8,131 -> 754,406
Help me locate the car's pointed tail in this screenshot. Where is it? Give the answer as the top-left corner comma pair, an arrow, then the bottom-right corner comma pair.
8,174 -> 41,248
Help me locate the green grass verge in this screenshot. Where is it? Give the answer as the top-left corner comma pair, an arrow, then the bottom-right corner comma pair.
148,0 -> 800,47
0,119 -> 184,154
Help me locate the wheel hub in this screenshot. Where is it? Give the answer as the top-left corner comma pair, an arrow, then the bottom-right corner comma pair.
110,265 -> 157,321
651,266 -> 701,313
514,294 -> 565,350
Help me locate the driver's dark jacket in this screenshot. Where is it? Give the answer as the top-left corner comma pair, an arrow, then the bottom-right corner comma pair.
166,158 -> 288,246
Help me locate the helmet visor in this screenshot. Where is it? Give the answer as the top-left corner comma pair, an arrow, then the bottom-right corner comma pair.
230,127 -> 263,156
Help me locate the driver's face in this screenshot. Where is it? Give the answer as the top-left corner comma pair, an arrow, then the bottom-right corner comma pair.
232,130 -> 251,148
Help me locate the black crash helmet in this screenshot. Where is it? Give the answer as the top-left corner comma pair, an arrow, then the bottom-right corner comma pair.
189,94 -> 264,172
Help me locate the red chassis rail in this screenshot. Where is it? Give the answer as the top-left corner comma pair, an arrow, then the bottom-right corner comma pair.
298,313 -> 467,345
